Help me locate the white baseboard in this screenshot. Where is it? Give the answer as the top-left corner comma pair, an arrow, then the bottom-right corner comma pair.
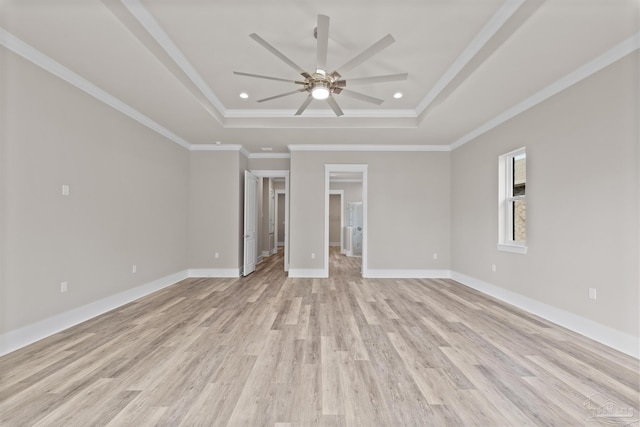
451,271 -> 639,359
288,268 -> 328,278
277,242 -> 284,247
188,268 -> 241,278
329,242 -> 341,247
261,250 -> 270,258
364,269 -> 452,279
0,270 -> 189,357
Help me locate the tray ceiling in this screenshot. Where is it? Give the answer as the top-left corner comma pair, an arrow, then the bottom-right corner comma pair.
1,0 -> 638,153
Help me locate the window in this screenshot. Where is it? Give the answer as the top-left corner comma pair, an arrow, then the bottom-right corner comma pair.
498,147 -> 527,254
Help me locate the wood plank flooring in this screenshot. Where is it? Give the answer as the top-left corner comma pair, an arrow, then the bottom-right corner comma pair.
1,248 -> 638,426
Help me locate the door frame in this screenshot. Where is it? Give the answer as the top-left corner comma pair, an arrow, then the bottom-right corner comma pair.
275,189 -> 286,253
325,164 -> 367,276
328,190 -> 344,253
243,170 -> 258,276
251,170 -> 290,272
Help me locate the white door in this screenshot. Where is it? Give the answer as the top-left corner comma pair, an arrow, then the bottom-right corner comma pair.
243,170 -> 258,276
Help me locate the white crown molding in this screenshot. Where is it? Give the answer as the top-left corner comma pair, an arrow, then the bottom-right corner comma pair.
288,144 -> 450,152
189,143 -> 245,152
450,33 -> 640,151
247,152 -> 291,159
0,27 -> 193,150
121,0 -> 227,117
416,0 -> 526,116
224,109 -> 417,119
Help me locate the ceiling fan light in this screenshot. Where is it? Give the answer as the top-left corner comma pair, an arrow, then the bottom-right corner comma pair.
312,86 -> 330,100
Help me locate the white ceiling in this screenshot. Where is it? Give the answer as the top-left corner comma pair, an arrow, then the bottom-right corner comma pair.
1,0 -> 638,154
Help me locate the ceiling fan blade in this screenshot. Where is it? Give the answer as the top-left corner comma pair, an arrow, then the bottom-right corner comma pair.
340,89 -> 384,105
257,89 -> 306,103
316,14 -> 330,71
234,71 -> 305,84
335,34 -> 395,75
340,73 -> 408,86
326,96 -> 344,117
295,95 -> 313,116
249,33 -> 309,77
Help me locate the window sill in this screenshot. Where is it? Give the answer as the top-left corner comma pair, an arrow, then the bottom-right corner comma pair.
497,243 -> 528,254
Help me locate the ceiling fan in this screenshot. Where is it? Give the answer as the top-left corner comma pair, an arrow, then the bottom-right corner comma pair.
234,14 -> 408,117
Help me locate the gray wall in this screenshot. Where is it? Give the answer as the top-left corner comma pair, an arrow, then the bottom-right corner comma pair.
451,52 -> 639,337
1,51 -> 189,334
189,150 -> 243,271
329,194 -> 341,245
289,151 -> 451,272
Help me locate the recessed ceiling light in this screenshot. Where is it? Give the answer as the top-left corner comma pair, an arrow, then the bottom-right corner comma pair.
239,92 -> 249,99
393,92 -> 403,99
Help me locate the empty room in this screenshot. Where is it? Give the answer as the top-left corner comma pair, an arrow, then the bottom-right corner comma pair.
1,0 -> 638,425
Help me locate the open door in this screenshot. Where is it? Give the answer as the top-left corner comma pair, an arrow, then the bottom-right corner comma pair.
243,170 -> 258,276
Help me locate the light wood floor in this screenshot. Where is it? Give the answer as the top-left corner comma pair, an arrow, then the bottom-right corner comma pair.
1,248 -> 638,426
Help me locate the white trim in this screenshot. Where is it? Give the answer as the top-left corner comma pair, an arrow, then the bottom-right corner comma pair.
364,269 -> 452,279
451,272 -> 639,359
224,109 -> 416,118
329,189 -> 345,254
261,250 -> 271,258
0,28 -> 192,150
451,33 -> 640,150
248,153 -> 291,159
416,0 -> 526,115
290,144 -> 449,152
187,268 -> 241,278
250,170 -> 290,272
287,269 -> 328,278
0,270 -> 189,357
497,243 -> 528,254
498,147 -> 527,251
189,144 -> 245,151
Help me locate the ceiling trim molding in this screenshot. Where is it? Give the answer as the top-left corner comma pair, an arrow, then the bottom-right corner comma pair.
120,0 -> 227,118
224,109 -> 417,119
0,27 -> 192,150
247,153 -> 292,159
450,32 -> 640,151
189,143 -> 245,152
288,144 -> 450,152
415,0 -> 526,117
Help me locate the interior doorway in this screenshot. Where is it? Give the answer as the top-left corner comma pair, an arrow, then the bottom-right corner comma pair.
325,164 -> 367,277
247,170 -> 289,272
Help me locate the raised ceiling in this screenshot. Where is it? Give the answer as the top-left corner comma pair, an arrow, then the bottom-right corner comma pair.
1,0 -> 638,153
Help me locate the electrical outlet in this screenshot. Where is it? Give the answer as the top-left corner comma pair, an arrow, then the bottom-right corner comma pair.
311,252 -> 316,259
132,265 -> 137,274
61,185 -> 70,196
491,264 -> 497,272
589,288 -> 597,300
214,252 -> 219,259
60,281 -> 68,293
433,253 -> 438,260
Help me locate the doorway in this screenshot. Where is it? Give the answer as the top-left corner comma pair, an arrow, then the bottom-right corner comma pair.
325,164 -> 367,277
245,170 -> 290,272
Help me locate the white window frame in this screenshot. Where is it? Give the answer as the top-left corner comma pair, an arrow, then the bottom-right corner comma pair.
498,147 -> 527,254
